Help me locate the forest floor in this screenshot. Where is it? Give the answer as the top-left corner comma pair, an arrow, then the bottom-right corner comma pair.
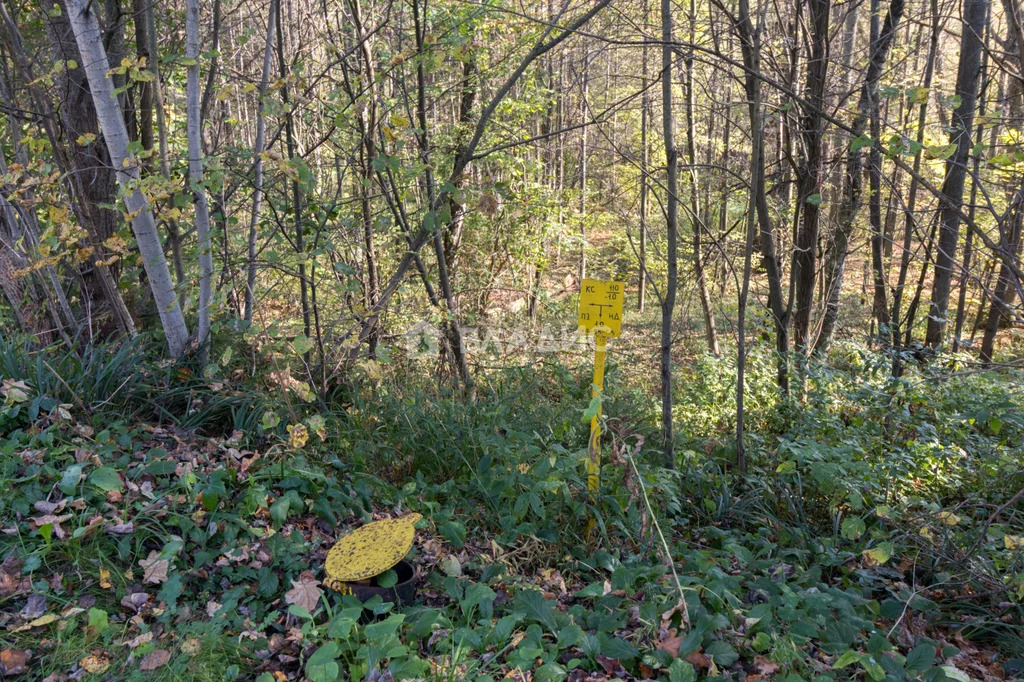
0,328 -> 1023,681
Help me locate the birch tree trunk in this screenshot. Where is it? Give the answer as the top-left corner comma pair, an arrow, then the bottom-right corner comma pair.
66,0 -> 190,357
186,0 -> 213,355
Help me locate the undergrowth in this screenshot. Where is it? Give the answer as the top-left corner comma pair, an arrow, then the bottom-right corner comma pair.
0,336 -> 1021,680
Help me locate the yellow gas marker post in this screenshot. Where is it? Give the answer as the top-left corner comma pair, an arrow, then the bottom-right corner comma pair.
577,279 -> 624,533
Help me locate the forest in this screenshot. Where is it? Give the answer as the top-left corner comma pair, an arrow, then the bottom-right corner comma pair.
0,0 -> 1023,678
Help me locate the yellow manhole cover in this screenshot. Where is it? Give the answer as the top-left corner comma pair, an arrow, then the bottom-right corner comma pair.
324,513 -> 421,593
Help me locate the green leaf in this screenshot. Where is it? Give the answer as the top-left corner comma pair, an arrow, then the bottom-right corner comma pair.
88,607 -> 109,633
515,588 -> 559,633
926,144 -> 957,160
705,640 -> 739,667
776,460 -> 796,474
270,497 -> 290,526
582,395 -> 602,422
38,522 -> 53,542
988,416 -> 1002,435
841,516 -> 866,540
305,642 -> 340,682
158,573 -> 183,610
861,655 -> 886,681
851,135 -> 873,152
59,463 -> 84,495
668,659 -> 696,682
906,644 -> 936,672
805,193 -> 823,206
438,521 -> 466,547
376,569 -> 398,588
862,541 -> 893,565
833,650 -> 862,668
598,633 -> 639,662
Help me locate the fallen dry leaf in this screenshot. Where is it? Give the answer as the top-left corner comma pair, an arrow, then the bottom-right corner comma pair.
125,632 -> 153,649
20,593 -> 46,619
78,655 -> 110,674
284,571 -> 323,613
99,569 -> 112,589
754,655 -> 781,677
0,648 -> 30,675
138,649 -> 171,671
139,551 -> 169,584
656,628 -> 684,658
685,649 -> 710,668
31,514 -> 72,539
12,613 -> 58,632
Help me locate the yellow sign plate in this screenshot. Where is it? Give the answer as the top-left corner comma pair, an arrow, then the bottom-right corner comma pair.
578,279 -> 624,337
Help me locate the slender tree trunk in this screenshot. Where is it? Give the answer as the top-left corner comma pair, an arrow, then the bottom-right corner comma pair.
953,13 -> 991,352
924,0 -> 989,347
413,0 -> 474,398
275,0 -> 313,371
905,215 -> 940,345
186,0 -> 213,358
243,0 -> 276,323
142,0 -> 186,298
66,0 -> 189,356
661,0 -> 679,466
891,0 -> 939,371
980,191 -> 1024,363
867,0 -> 891,345
793,0 -> 831,357
638,0 -> 650,313
579,50 -> 589,284
350,0 -> 381,353
815,0 -> 905,352
735,0 -> 762,474
685,0 -> 719,356
734,0 -> 789,393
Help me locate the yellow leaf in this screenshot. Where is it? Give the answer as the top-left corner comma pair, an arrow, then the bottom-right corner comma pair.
103,235 -> 128,253
79,655 -> 110,674
99,568 -> 112,589
935,511 -> 960,526
12,613 -> 59,631
76,133 -> 96,146
286,423 -> 309,449
1005,534 -> 1024,550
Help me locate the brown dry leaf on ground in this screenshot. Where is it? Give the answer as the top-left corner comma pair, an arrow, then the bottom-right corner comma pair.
754,655 -> 781,676
139,551 -> 170,584
656,628 -> 684,658
0,648 -> 30,675
138,649 -> 172,671
284,571 -> 323,613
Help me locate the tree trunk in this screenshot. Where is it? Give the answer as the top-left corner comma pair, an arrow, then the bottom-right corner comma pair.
186,0 -> 213,357
243,0 -> 277,323
815,0 -> 905,352
924,0 -> 989,347
867,0 -> 891,345
685,0 -> 719,356
733,0 -> 789,393
890,0 -> 939,370
792,0 -> 831,356
661,0 -> 679,466
735,0 -> 762,474
66,0 -> 189,357
638,0 -> 650,313
980,191 -> 1024,363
